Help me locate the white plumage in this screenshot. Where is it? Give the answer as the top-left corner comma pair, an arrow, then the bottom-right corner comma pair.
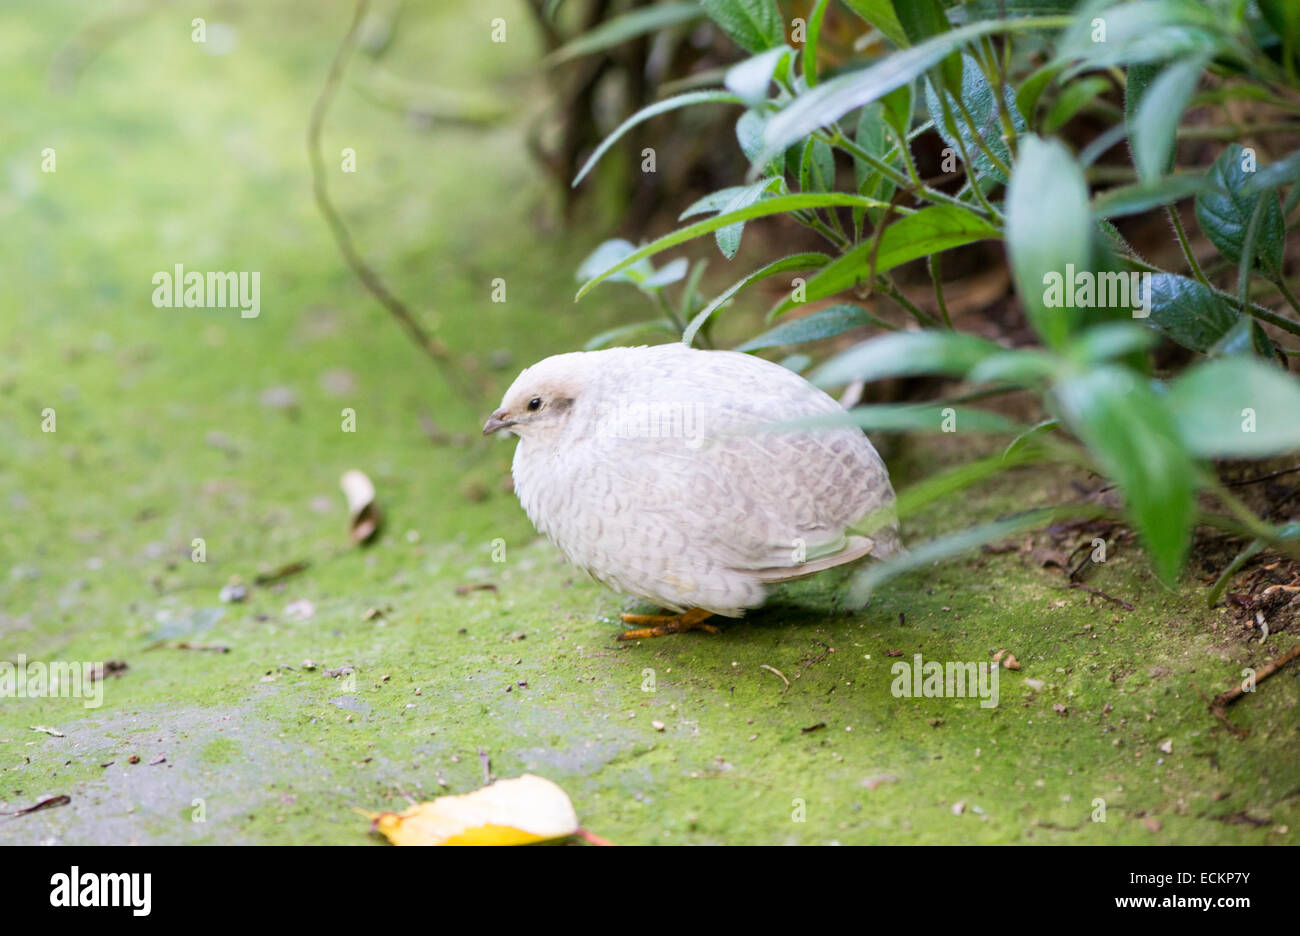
484,343 -> 900,619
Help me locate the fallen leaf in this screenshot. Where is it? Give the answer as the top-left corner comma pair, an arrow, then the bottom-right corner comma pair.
29,725 -> 64,737
1158,739 -> 1173,754
368,774 -> 579,846
1,794 -> 71,816
800,722 -> 827,734
1003,653 -> 1020,670
253,560 -> 310,586
340,469 -> 382,545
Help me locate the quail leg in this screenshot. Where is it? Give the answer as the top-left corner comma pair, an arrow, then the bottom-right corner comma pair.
617,607 -> 718,640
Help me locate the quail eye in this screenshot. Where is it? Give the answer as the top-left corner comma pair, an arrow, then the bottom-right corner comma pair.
527,397 -> 542,411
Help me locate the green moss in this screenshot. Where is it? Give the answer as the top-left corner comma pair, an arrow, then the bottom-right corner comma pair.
1,0 -> 1296,846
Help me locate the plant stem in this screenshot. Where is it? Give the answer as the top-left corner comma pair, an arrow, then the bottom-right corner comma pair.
880,279 -> 940,328
928,254 -> 953,329
1166,205 -> 1211,287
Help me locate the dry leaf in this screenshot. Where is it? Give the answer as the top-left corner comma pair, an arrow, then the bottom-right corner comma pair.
340,470 -> 381,545
368,774 -> 579,846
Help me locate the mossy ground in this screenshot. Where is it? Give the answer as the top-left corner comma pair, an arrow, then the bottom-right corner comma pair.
2,0 -> 1297,845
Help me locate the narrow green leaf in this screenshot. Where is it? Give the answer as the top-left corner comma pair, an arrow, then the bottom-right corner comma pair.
734,303 -> 890,351
1015,61 -> 1066,126
1043,75 -> 1111,134
1055,1 -> 1228,70
573,90 -> 744,187
577,194 -> 889,299
584,319 -> 678,351
848,508 -> 1069,605
682,252 -> 831,346
1054,364 -> 1196,585
1092,175 -> 1206,218
548,3 -> 704,63
804,0 -> 831,87
1243,150 -> 1300,194
811,330 -> 1004,387
757,15 -> 1072,164
1003,418 -> 1060,460
770,205 -> 998,317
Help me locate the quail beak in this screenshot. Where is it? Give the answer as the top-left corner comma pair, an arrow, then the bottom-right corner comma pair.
482,409 -> 516,436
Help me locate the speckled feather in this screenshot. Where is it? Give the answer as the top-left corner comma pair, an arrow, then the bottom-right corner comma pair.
500,344 -> 900,616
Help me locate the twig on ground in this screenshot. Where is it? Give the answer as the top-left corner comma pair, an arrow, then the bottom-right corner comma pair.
308,0 -> 478,405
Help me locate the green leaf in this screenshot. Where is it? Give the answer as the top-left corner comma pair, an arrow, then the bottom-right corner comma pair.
573,90 -> 744,187
1053,364 -> 1196,585
1003,418 -> 1060,460
1242,150 -> 1300,194
584,319 -> 678,351
642,258 -> 689,288
804,0 -> 831,87
1043,74 -> 1111,134
725,45 -> 794,107
734,304 -> 890,351
1006,136 -> 1093,348
1131,56 -> 1207,182
756,15 -> 1071,164
1069,321 -> 1158,363
848,509 -> 1066,605
1055,1 -> 1229,71
682,252 -> 831,346
798,136 -> 837,193
853,102 -> 898,229
838,0 -> 909,47
576,193 -> 886,299
1144,273 -> 1238,352
895,0 -> 962,91
700,0 -> 785,53
714,177 -> 783,258
1165,357 -> 1300,457
769,404 -> 1020,435
1196,145 -> 1286,272
967,349 -> 1060,385
576,239 -> 654,285
1206,521 -> 1300,608
548,3 -> 704,63
770,205 -> 998,317
924,54 -> 1027,184
1208,316 -> 1275,360
1015,61 -> 1066,126
811,329 -> 1004,387
1092,175 -> 1206,218
881,82 -> 914,142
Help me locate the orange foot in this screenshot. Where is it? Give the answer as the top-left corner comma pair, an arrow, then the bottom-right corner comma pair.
617,608 -> 718,640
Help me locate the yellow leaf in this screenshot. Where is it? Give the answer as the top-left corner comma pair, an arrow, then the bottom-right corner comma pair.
369,774 -> 579,846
